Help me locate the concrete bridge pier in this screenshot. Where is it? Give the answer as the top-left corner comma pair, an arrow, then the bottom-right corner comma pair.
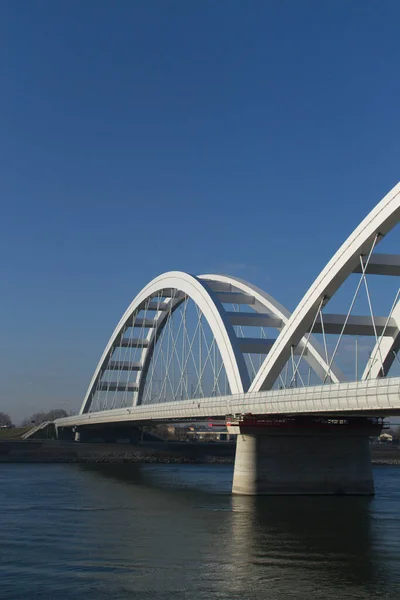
232,418 -> 381,496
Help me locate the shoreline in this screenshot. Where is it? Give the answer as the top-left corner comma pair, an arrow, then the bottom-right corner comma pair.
1,439 -> 400,466
0,439 -> 235,465
1,457 -> 399,466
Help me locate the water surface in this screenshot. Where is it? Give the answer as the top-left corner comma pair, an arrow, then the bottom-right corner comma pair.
1,463 -> 400,599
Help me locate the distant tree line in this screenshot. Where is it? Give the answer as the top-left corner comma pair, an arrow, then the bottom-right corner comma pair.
0,412 -> 12,427
0,409 -> 75,429
20,409 -> 70,427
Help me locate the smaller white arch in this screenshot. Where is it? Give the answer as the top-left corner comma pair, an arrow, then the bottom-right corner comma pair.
80,271 -> 250,414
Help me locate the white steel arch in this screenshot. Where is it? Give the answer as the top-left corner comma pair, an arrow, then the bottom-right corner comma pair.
250,182 -> 400,392
80,271 -> 250,413
81,271 -> 346,415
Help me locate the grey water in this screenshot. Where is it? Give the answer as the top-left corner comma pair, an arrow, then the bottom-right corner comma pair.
1,464 -> 400,600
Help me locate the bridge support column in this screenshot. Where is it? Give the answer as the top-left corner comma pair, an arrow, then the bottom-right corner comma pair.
232,419 -> 380,496
55,426 -> 74,441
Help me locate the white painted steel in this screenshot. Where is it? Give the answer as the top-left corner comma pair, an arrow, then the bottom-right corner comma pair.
312,314 -> 397,336
250,182 -> 400,392
225,312 -> 283,327
97,382 -> 139,392
119,338 -> 149,348
107,361 -> 143,371
353,253 -> 400,276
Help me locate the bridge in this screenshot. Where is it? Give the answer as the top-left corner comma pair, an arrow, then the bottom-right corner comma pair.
56,182 -> 400,495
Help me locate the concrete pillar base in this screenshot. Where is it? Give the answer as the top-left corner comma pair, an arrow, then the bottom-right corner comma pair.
232,428 -> 375,496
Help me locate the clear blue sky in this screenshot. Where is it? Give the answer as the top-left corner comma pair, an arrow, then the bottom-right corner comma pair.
1,0 -> 400,423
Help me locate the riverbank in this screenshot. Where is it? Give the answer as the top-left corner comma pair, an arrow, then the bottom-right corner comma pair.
1,439 -> 400,465
370,444 -> 400,465
0,439 -> 236,464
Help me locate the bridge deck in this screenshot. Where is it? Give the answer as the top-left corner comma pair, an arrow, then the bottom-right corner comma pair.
55,377 -> 400,429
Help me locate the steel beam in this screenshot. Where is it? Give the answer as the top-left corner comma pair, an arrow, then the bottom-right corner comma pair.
216,291 -> 255,305
118,338 -> 149,348
226,312 -> 283,328
107,361 -> 143,371
353,253 -> 400,276
97,382 -> 138,392
312,314 -> 397,336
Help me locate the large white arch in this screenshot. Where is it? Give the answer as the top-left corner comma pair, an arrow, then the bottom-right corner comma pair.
250,182 -> 400,392
80,271 -> 250,413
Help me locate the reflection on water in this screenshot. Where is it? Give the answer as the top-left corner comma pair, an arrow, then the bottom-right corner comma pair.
229,495 -> 377,597
0,463 -> 399,599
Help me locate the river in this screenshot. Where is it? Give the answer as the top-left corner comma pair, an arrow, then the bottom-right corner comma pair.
1,463 -> 400,599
